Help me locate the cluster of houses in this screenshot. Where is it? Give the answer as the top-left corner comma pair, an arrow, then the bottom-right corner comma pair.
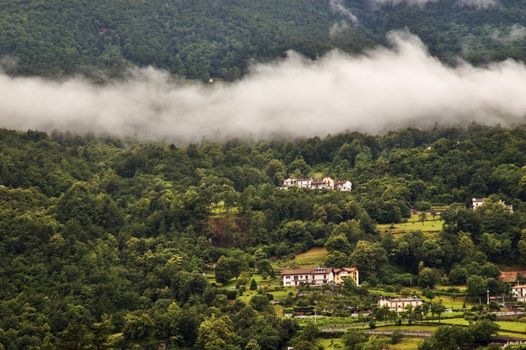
281,267 -> 359,287
282,177 -> 352,191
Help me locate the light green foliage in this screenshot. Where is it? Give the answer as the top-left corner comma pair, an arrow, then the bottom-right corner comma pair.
196,316 -> 240,350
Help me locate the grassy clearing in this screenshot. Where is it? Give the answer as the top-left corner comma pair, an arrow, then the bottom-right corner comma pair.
377,220 -> 443,235
317,336 -> 423,350
439,318 -> 526,333
274,247 -> 329,269
297,316 -> 366,328
422,295 -> 472,309
377,214 -> 443,235
439,318 -> 469,326
389,337 -> 423,350
499,331 -> 526,339
252,274 -> 281,289
381,321 -> 526,339
496,321 -> 526,333
380,325 -> 439,332
269,288 -> 294,300
435,284 -> 467,292
209,200 -> 239,217
318,338 -> 345,349
237,290 -> 258,303
294,247 -> 329,266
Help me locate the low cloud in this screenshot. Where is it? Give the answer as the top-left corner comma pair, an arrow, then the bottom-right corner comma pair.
1,31 -> 526,142
371,0 -> 497,8
491,24 -> 526,44
329,0 -> 358,24
371,0 -> 436,6
329,20 -> 351,38
458,0 -> 497,7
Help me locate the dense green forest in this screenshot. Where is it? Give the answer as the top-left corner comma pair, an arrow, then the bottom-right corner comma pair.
2,124 -> 526,349
0,0 -> 525,80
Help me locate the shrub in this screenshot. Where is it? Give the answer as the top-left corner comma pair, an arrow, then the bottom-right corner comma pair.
250,279 -> 258,290
390,331 -> 404,344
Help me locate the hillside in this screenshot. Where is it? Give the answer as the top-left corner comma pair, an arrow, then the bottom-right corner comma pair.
2,125 -> 526,348
0,0 -> 525,80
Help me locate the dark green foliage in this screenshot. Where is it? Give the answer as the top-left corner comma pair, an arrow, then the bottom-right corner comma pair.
419,320 -> 500,349
0,0 -> 525,79
1,125 -> 526,347
250,279 -> 258,291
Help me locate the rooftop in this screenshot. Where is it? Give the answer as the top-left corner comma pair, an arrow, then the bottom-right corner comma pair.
281,267 -> 356,275
499,270 -> 526,283
380,296 -> 421,302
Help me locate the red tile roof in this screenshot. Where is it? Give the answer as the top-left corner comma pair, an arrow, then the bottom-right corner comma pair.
281,267 -> 357,276
281,268 -> 313,275
333,267 -> 357,273
500,270 -> 526,283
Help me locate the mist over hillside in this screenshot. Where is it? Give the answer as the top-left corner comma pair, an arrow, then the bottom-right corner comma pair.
1,31 -> 526,142
3,2 -> 526,349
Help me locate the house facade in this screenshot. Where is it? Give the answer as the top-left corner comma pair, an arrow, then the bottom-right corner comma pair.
472,198 -> 485,210
283,178 -> 297,187
333,267 -> 359,286
511,285 -> 526,302
281,267 -> 359,287
378,296 -> 423,312
335,180 -> 352,191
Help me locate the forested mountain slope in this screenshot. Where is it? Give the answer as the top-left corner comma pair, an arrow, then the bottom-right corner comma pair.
0,0 -> 525,80
1,125 -> 526,348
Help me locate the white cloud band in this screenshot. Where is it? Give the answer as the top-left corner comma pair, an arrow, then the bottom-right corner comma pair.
1,31 -> 525,142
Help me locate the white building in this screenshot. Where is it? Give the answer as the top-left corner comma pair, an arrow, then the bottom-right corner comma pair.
472,198 -> 485,210
335,180 -> 352,191
296,178 -> 313,188
378,296 -> 422,313
283,178 -> 297,187
512,285 -> 526,302
281,267 -> 359,287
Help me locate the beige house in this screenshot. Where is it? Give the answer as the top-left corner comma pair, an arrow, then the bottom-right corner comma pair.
333,267 -> 359,286
281,267 -> 359,287
378,296 -> 422,313
323,177 -> 335,189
